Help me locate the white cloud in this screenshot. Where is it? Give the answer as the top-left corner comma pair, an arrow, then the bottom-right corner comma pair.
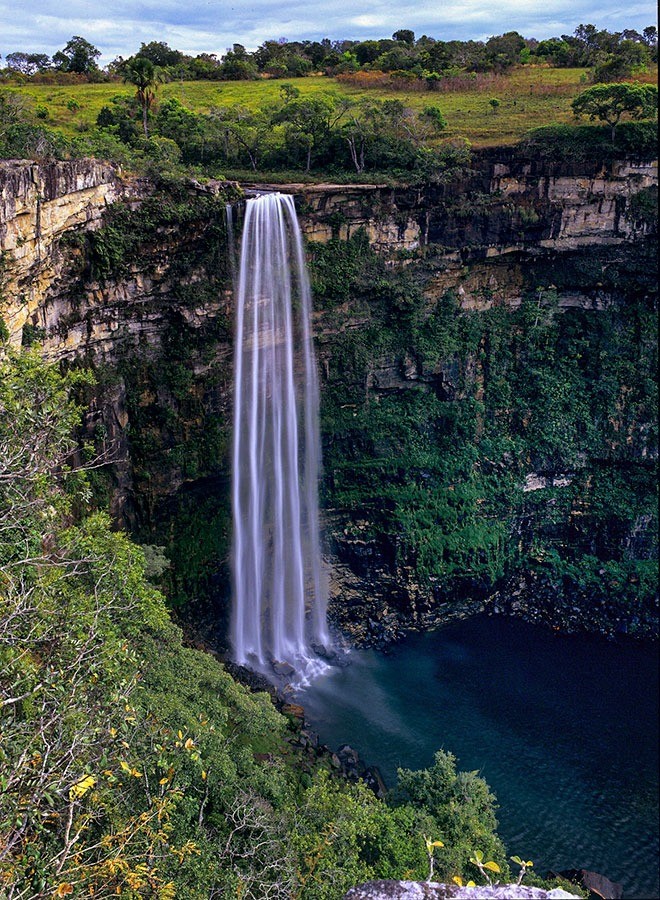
351,16 -> 389,29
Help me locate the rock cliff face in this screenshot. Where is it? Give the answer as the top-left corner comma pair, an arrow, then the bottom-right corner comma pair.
294,155 -> 656,253
0,159 -> 126,342
1,161 -> 236,542
0,154 -> 657,644
2,154 -> 655,356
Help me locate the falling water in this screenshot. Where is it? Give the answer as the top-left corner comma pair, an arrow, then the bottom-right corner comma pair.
231,192 -> 331,679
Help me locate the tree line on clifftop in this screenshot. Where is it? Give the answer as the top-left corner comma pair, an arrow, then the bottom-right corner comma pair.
1,24 -> 658,83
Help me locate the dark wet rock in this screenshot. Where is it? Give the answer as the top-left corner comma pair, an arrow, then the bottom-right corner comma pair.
334,653 -> 352,667
300,728 -> 319,750
488,569 -> 659,641
336,743 -> 361,780
554,869 -> 624,900
222,660 -> 286,707
312,641 -> 352,667
362,765 -> 388,799
337,744 -> 360,765
272,659 -> 296,678
281,702 -> 305,721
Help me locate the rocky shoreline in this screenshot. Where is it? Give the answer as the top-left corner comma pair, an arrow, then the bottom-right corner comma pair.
328,573 -> 658,651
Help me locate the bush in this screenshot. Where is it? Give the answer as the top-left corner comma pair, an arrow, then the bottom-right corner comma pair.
390,750 -> 508,882
519,121 -> 659,162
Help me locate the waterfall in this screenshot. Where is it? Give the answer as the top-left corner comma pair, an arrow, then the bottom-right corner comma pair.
230,192 -> 330,679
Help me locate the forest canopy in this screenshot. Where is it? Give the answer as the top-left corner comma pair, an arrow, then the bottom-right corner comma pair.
1,23 -> 657,83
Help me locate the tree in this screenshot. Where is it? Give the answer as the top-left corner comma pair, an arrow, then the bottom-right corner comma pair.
390,750 -> 507,882
210,105 -> 274,170
534,38 -> 572,66
420,105 -> 447,132
96,95 -> 142,144
121,56 -> 165,137
54,35 -> 101,74
642,26 -> 657,47
271,95 -> 339,172
341,99 -> 380,173
136,40 -> 185,68
593,40 -> 651,82
393,29 -> 415,44
5,51 -> 51,75
189,52 -> 223,79
354,40 -> 382,66
154,98 -> 215,163
220,44 -> 258,80
571,82 -> 658,140
484,31 -> 526,70
0,92 -> 25,142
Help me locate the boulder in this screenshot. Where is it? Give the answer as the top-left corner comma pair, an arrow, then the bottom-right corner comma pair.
555,869 -> 624,900
272,660 -> 295,678
336,743 -> 361,779
362,765 -> 388,799
281,702 -> 304,721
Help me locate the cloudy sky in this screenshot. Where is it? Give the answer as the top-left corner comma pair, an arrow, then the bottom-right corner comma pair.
1,0 -> 657,65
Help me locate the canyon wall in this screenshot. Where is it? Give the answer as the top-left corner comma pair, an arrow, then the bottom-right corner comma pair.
2,154 -> 656,356
0,159 -> 125,341
0,153 -> 657,645
2,153 -> 656,346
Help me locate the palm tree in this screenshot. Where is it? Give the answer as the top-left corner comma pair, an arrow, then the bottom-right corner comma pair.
121,57 -> 164,137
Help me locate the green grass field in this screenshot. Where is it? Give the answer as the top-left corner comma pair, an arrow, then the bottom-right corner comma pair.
2,66 -> 609,147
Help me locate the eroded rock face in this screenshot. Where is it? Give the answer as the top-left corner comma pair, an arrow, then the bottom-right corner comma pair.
342,881 -> 579,899
292,155 -> 657,259
2,156 -> 656,360
0,159 -> 127,343
0,157 -> 656,635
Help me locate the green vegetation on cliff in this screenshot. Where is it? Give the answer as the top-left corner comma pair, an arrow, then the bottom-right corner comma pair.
310,232 -> 658,632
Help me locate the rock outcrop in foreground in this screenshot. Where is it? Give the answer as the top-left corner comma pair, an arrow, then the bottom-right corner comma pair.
343,883 -> 579,900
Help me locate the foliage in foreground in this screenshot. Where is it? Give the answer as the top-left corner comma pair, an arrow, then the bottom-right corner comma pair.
0,347 -> 514,897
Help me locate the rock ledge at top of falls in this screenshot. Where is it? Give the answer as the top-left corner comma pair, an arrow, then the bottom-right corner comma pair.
343,882 -> 580,900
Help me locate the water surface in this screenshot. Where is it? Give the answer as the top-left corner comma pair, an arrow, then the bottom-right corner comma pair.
300,616 -> 659,898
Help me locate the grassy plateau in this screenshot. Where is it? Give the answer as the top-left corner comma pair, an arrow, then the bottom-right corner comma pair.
1,66 -> 616,147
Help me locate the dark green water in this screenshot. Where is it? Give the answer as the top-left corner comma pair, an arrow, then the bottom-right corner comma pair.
300,616 -> 659,899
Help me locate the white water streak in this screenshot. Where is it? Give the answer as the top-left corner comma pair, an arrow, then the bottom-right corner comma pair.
231,193 -> 330,677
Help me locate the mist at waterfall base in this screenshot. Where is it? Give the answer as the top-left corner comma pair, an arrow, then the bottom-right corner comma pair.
301,616 -> 659,899
230,192 -> 330,682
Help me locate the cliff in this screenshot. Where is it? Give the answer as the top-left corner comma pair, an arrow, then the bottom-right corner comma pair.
0,155 -> 656,644
293,156 -> 656,256
0,159 -> 125,342
1,154 -> 656,356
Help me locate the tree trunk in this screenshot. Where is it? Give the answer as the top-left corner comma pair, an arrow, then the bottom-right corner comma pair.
346,136 -> 364,174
